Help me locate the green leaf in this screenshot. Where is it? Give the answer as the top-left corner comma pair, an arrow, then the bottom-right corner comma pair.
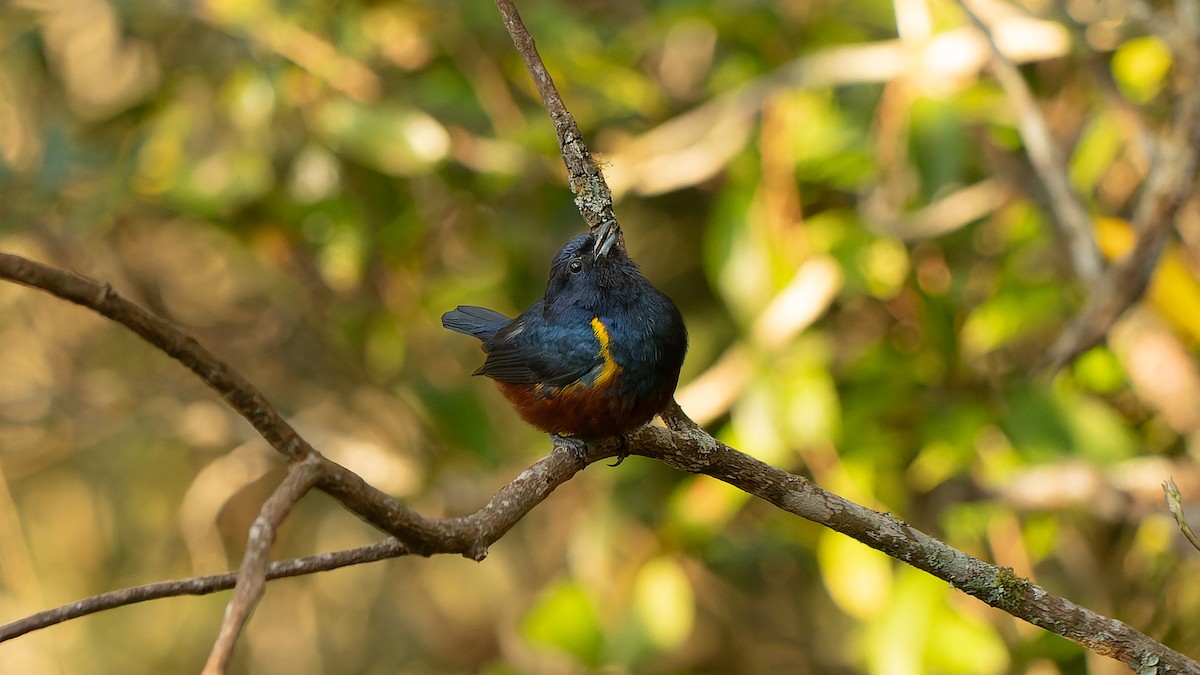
520,580 -> 604,665
1112,36 -> 1173,103
960,285 -> 1063,357
314,99 -> 450,175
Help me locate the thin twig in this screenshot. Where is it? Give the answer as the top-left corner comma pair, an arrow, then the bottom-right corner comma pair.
1041,45 -> 1200,372
0,540 -> 411,642
203,459 -> 323,675
492,0 -> 616,234
1164,479 -> 1200,553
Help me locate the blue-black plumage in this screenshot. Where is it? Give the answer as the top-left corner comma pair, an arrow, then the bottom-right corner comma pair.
442,223 -> 687,439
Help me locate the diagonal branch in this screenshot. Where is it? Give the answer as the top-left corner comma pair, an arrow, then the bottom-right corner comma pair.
1,251 -> 1196,670
0,253 -> 317,463
1041,48 -> 1200,372
493,0 -> 616,234
0,249 -> 608,563
0,253 -> 476,553
636,416 -> 1200,672
203,458 -> 323,675
960,0 -> 1200,373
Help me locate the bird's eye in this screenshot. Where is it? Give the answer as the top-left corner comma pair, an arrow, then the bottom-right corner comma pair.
568,259 -> 583,274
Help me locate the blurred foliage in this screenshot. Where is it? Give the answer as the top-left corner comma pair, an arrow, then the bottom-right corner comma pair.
1,0 -> 1200,673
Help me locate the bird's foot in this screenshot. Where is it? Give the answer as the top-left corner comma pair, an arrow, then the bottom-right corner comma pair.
552,434 -> 590,463
607,435 -> 630,467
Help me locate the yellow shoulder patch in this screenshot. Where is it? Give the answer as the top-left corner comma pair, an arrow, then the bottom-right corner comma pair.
590,317 -> 621,385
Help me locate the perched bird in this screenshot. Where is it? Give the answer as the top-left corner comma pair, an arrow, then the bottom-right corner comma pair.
442,220 -> 687,447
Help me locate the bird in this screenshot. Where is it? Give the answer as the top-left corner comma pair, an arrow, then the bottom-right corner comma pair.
442,220 -> 687,456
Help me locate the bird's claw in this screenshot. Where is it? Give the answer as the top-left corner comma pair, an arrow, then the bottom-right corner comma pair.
553,434 -> 591,463
552,435 -> 631,467
607,436 -> 630,467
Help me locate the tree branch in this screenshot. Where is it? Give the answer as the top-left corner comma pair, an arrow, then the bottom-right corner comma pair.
1041,48 -> 1200,372
492,0 -> 617,234
0,253 -> 317,463
633,418 -> 1199,672
0,540 -> 411,643
203,458 -> 323,674
5,384 -> 1196,672
959,0 -> 1200,373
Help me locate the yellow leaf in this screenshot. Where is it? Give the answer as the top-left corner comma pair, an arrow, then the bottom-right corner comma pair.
817,531 -> 893,620
1095,217 -> 1200,342
633,556 -> 695,650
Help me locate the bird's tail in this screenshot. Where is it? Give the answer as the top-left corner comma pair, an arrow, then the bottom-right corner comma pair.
441,305 -> 511,341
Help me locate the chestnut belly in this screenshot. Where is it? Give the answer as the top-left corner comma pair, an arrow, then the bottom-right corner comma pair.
494,380 -> 668,438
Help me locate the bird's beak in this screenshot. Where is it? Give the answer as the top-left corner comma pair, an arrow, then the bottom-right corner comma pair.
594,219 -> 620,259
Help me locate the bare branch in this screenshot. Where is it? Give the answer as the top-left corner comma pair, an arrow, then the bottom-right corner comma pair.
0,252 -> 466,551
492,0 -> 616,234
314,435 -> 605,561
0,253 -> 316,463
0,441 -> 613,643
635,417 -> 1200,673
0,540 -> 410,643
203,459 -> 323,675
12,454 -> 1193,650
0,270 -> 1190,670
950,0 -> 1200,374
4,409 -> 1197,671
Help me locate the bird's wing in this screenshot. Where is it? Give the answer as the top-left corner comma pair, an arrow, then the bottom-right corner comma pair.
475,317 -> 602,387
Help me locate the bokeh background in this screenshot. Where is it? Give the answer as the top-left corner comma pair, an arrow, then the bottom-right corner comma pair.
2,0 -> 1199,672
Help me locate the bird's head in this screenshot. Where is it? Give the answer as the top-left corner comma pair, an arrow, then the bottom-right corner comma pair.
543,220 -> 637,311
